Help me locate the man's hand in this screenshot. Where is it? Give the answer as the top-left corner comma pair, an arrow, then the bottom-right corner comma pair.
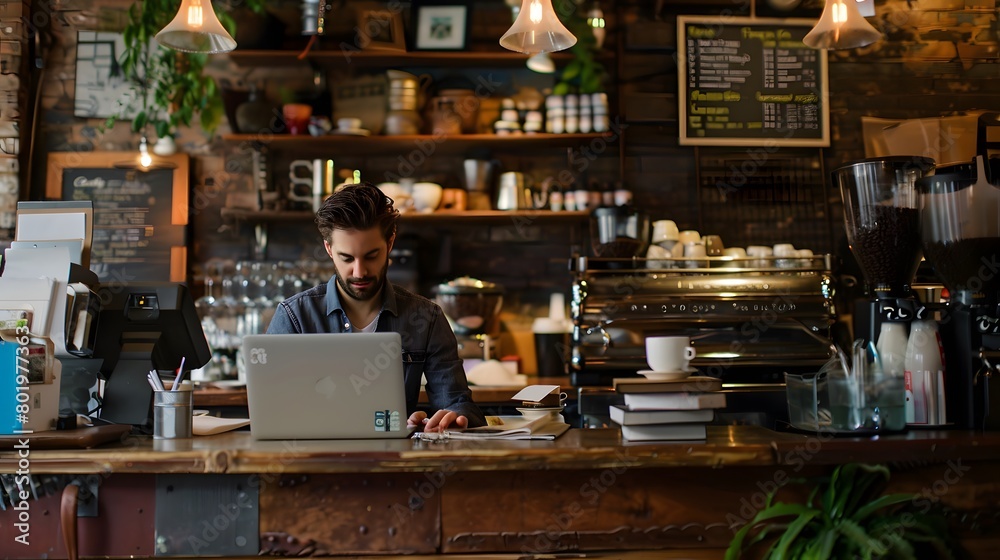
407,410 -> 468,432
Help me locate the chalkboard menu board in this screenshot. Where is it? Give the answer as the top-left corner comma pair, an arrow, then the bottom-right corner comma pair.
45,152 -> 189,283
677,16 -> 829,147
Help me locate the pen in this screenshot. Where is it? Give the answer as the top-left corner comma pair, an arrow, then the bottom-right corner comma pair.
147,369 -> 164,392
171,357 -> 186,391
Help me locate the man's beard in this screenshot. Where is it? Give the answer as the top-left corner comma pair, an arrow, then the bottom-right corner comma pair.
335,257 -> 389,301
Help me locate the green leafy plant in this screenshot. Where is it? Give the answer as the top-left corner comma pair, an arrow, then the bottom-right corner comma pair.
553,3 -> 607,95
109,0 -> 265,138
726,463 -> 957,560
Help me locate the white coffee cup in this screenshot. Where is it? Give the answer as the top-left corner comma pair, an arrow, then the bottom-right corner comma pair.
773,243 -> 797,269
723,247 -> 748,267
645,336 -> 696,372
337,117 -> 362,132
746,245 -> 773,269
652,220 -> 679,244
683,241 -> 707,269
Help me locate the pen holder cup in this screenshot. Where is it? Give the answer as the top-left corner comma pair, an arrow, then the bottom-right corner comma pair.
154,390 -> 193,439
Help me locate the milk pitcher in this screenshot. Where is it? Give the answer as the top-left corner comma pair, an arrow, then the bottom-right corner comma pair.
288,159 -> 335,212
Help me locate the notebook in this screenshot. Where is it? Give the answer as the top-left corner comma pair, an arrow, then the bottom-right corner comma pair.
241,333 -> 412,440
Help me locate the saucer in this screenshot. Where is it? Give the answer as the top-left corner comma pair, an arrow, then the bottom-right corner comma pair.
330,128 -> 371,136
637,367 -> 697,381
516,407 -> 562,421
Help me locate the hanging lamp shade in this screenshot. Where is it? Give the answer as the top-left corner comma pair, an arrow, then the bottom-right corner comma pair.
500,0 -> 576,54
803,0 -> 881,50
155,0 -> 237,54
526,52 -> 555,73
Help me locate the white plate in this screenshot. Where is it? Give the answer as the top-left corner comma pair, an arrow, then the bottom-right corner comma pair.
637,368 -> 697,381
329,128 -> 371,136
515,407 -> 562,421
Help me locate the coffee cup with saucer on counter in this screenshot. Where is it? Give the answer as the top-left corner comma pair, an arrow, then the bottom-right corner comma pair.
331,117 -> 371,136
639,335 -> 697,380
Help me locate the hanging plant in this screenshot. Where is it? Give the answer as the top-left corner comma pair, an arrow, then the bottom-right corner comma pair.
106,0 -> 265,138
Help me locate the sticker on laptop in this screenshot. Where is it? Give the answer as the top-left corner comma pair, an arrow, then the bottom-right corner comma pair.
375,410 -> 401,432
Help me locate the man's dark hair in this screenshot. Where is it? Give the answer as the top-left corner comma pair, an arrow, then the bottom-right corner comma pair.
316,182 -> 399,242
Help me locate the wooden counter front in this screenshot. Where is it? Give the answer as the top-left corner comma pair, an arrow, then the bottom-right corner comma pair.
1,427 -> 998,558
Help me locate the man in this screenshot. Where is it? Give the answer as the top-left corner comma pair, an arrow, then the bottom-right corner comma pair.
266,182 -> 485,431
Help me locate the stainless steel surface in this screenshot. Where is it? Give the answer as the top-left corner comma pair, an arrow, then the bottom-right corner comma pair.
570,254 -> 837,378
155,474 -> 259,555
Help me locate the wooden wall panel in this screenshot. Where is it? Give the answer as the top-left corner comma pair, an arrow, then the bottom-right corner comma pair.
258,473 -> 440,555
440,466 -> 793,553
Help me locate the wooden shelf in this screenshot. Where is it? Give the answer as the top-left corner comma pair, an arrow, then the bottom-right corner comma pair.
222,208 -> 589,224
221,132 -> 617,155
221,208 -> 313,222
226,49 -> 604,68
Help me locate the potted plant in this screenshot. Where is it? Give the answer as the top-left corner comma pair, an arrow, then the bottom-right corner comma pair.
726,463 -> 958,559
107,0 -> 265,140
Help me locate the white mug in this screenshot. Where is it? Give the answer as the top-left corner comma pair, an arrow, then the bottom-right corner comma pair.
683,241 -> 707,269
645,336 -> 696,372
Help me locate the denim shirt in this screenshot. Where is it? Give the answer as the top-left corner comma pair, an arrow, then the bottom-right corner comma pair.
266,277 -> 486,427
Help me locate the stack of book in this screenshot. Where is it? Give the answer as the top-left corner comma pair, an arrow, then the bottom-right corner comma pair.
610,376 -> 726,441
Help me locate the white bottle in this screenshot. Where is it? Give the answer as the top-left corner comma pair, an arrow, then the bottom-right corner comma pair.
876,321 -> 908,425
903,319 -> 945,425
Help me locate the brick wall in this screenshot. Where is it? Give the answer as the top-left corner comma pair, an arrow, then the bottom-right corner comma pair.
22,0 -> 1000,305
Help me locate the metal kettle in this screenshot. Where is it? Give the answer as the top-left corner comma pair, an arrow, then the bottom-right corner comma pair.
496,172 -> 532,210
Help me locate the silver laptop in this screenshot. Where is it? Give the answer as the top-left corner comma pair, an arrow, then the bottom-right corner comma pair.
242,333 -> 411,440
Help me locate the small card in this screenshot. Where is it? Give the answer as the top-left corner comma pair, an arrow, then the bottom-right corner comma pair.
511,384 -> 560,403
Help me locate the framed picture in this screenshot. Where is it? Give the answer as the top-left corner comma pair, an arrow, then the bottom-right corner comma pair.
414,3 -> 469,50
357,8 -> 407,52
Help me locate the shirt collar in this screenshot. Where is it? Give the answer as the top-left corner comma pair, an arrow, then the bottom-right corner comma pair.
325,276 -> 399,318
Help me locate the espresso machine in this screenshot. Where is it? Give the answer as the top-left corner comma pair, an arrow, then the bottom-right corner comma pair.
570,233 -> 837,428
833,156 -> 936,343
916,153 -> 1000,430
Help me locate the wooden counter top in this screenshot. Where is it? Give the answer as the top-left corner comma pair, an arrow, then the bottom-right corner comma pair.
3,426 -> 999,558
3,425 -> 998,475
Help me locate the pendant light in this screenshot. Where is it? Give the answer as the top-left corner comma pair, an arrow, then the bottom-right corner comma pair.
587,3 -> 605,49
138,136 -> 153,169
155,0 -> 237,54
803,0 -> 881,50
500,0 -> 577,54
526,52 -> 555,73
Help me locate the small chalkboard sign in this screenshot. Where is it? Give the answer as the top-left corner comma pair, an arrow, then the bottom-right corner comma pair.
45,152 -> 189,283
677,16 -> 829,147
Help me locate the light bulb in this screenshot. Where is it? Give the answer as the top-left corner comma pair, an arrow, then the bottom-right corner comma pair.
587,5 -> 606,49
526,52 -> 555,73
187,3 -> 204,27
529,0 -> 543,24
139,137 -> 152,169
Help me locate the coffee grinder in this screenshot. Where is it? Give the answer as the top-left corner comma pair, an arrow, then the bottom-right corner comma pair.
434,277 -> 504,361
834,156 -> 936,342
916,152 -> 1000,430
